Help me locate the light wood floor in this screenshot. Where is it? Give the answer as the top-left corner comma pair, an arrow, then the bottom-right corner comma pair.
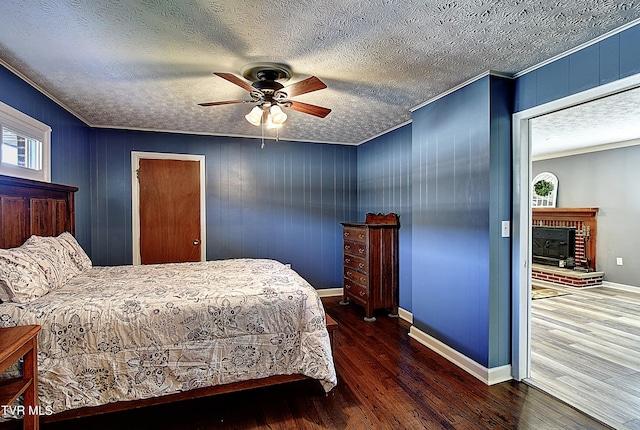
529,283 -> 640,430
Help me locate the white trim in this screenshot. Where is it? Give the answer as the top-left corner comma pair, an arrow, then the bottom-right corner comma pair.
410,71 -> 513,112
316,288 -> 343,298
408,325 -> 512,385
96,124 -> 358,147
511,71 -> 640,382
398,307 -> 413,324
533,138 -> 640,161
356,120 -> 412,145
131,151 -> 206,265
0,59 -> 91,126
316,287 -> 414,323
514,19 -> 640,78
602,281 -> 640,293
0,100 -> 51,182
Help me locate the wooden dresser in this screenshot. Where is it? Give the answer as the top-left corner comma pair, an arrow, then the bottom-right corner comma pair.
340,213 -> 399,322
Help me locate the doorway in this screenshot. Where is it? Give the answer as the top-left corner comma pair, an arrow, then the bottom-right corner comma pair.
511,73 -> 640,379
131,151 -> 206,265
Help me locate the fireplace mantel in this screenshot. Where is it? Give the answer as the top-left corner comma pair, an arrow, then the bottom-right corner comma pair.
532,207 -> 599,270
532,207 -> 598,220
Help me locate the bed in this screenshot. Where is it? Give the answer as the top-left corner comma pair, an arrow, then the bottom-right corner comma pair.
0,174 -> 337,422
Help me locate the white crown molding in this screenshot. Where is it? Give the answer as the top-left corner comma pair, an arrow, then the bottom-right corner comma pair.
0,58 -> 91,126
356,120 -> 412,146
514,18 -> 640,78
410,70 -> 513,113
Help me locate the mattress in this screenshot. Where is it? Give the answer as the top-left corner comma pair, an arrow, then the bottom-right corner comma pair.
0,258 -> 336,415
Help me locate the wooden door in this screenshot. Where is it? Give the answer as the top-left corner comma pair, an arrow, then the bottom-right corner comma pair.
138,158 -> 201,264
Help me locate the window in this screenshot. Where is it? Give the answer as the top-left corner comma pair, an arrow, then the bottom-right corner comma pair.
0,101 -> 50,182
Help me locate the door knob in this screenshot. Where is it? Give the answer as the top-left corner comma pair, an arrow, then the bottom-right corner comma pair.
193,240 -> 200,246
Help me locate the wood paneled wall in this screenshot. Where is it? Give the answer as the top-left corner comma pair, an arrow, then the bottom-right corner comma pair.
515,24 -> 640,112
89,129 -> 358,290
357,124 -> 413,311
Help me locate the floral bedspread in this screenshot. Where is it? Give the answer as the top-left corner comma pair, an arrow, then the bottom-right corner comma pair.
0,259 -> 336,415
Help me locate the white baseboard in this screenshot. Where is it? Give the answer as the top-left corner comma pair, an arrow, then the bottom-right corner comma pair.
317,288 -> 414,324
398,307 -> 413,324
316,288 -> 343,298
602,281 -> 640,293
408,325 -> 512,386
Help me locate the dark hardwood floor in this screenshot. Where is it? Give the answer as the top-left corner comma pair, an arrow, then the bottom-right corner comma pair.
1,296 -> 610,429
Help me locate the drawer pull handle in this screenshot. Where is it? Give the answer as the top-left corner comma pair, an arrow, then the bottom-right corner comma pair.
345,284 -> 351,290
358,248 -> 364,254
358,234 -> 365,239
358,263 -> 364,269
345,245 -> 351,250
344,232 -> 350,237
346,271 -> 352,276
345,258 -> 351,263
359,291 -> 365,296
360,277 -> 366,282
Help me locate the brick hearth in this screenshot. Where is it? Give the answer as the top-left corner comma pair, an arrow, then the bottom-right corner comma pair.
532,263 -> 604,288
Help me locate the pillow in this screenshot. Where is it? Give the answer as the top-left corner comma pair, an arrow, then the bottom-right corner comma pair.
22,235 -> 82,289
0,247 -> 51,304
56,232 -> 92,271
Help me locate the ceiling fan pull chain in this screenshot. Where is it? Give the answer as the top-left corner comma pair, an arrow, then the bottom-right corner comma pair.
261,119 -> 265,149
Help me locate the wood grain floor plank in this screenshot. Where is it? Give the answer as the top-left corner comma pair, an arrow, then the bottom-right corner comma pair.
530,285 -> 640,429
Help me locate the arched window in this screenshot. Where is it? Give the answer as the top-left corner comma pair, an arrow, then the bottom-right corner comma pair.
532,172 -> 558,207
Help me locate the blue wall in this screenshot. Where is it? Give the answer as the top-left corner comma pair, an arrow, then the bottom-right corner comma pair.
89,129 -> 358,290
0,64 -> 92,252
357,124 -> 412,311
3,19 -> 639,373
0,64 -> 358,292
411,75 -> 512,368
515,24 -> 640,111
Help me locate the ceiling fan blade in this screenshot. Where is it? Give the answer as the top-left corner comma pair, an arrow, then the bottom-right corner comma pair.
214,72 -> 255,92
284,76 -> 327,97
198,100 -> 247,107
287,101 -> 331,118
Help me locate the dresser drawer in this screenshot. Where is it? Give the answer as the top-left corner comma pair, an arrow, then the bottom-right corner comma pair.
343,278 -> 368,305
343,240 -> 367,256
344,254 -> 367,272
344,267 -> 368,286
343,227 -> 367,243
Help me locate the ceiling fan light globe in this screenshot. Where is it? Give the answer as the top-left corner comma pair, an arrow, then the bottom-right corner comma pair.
270,105 -> 287,124
245,106 -> 263,126
266,115 -> 283,129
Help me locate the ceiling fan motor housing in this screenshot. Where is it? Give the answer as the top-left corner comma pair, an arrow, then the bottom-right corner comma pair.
252,79 -> 284,93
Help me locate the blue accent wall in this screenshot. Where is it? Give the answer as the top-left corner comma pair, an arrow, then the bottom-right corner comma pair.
411,75 -> 512,368
89,129 -> 357,290
3,19 -> 639,375
357,124 -> 412,311
0,64 -> 92,253
515,23 -> 640,112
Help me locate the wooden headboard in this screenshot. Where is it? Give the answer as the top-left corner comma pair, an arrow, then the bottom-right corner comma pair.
0,174 -> 78,249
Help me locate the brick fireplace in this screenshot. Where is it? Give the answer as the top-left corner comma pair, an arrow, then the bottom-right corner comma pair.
531,207 -> 603,287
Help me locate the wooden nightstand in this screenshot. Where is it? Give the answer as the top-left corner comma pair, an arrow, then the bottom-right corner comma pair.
0,325 -> 41,430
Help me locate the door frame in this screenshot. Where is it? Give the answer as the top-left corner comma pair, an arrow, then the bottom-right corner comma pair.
511,72 -> 640,380
131,151 -> 206,265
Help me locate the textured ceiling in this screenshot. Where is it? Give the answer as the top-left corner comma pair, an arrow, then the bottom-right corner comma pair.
531,86 -> 640,158
1,1 -> 640,145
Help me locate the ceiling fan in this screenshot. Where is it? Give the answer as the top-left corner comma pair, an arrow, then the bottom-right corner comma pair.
198,63 -> 331,129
